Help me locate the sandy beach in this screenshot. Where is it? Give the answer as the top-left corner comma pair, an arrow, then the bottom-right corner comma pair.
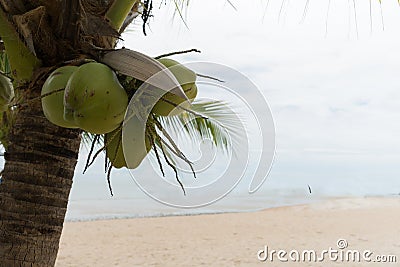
56,197 -> 400,266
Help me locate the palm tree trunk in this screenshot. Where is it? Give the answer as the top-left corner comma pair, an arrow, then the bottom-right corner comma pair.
0,88 -> 81,267
0,1 -> 133,265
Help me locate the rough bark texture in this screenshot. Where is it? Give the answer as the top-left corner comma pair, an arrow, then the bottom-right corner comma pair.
0,1 -> 119,266
0,88 -> 81,267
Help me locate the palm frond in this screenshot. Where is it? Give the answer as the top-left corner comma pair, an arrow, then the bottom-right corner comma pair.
224,0 -> 237,11
81,131 -> 103,151
169,0 -> 236,29
0,50 -> 10,75
158,99 -> 245,154
171,0 -> 189,29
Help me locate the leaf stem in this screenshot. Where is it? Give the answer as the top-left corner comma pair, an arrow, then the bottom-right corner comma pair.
0,8 -> 40,83
105,0 -> 138,32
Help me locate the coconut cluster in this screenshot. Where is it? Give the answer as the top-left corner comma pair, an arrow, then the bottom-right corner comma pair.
152,58 -> 197,116
41,59 -> 198,169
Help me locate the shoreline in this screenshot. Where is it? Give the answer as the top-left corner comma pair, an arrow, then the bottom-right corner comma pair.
57,196 -> 400,266
65,194 -> 398,222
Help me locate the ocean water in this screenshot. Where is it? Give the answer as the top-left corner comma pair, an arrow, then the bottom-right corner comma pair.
0,151 -> 398,222
65,151 -> 400,221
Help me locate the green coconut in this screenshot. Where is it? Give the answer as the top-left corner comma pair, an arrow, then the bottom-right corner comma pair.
106,123 -> 152,169
41,66 -> 79,128
105,127 -> 126,169
64,62 -> 128,134
0,73 -> 14,112
152,58 -> 197,116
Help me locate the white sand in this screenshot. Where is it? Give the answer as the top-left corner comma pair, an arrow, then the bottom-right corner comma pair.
56,197 -> 400,266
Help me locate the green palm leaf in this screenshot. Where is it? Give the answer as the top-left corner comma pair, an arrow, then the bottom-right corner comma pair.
0,50 -> 10,75
171,0 -> 236,27
172,0 -> 190,29
158,99 -> 244,155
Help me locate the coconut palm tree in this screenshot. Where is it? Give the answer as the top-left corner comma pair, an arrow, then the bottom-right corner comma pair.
0,2 -> 123,265
0,1 -> 236,266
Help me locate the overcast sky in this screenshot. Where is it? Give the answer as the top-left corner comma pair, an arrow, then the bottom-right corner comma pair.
118,0 -> 400,192
65,0 -> 400,211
